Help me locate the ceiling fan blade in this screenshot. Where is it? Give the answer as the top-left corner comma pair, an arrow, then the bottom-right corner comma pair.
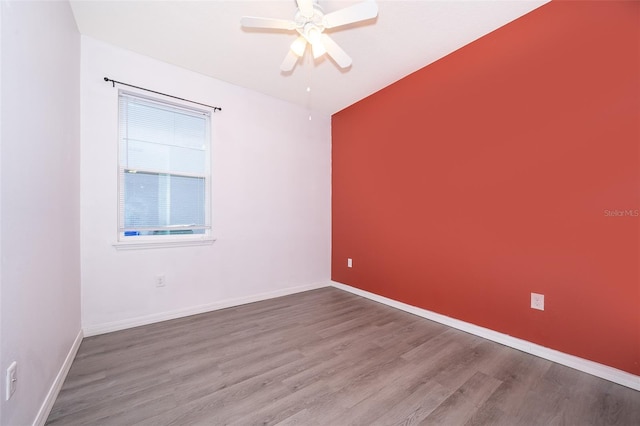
323,0 -> 378,29
241,16 -> 296,30
296,0 -> 315,18
320,34 -> 352,68
280,50 -> 299,72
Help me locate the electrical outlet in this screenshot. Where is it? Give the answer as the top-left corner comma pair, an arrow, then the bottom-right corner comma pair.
531,293 -> 544,311
347,258 -> 353,268
155,275 -> 166,287
6,361 -> 17,401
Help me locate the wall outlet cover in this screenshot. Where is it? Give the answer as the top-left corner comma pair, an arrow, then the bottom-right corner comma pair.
155,275 -> 166,287
531,293 -> 544,311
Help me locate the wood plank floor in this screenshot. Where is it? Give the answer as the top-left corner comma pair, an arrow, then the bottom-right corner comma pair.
47,287 -> 640,425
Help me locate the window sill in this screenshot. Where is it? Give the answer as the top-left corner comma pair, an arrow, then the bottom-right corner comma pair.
113,237 -> 216,250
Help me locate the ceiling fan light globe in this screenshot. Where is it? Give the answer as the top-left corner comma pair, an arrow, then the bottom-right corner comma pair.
306,25 -> 322,45
312,41 -> 326,59
290,36 -> 307,57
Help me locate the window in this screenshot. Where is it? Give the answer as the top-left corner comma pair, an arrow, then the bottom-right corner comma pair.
117,91 -> 212,246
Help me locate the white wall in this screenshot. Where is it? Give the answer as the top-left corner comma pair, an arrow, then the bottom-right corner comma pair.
81,37 -> 331,333
0,1 -> 81,424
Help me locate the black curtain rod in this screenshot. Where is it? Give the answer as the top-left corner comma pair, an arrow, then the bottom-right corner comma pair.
104,77 -> 222,112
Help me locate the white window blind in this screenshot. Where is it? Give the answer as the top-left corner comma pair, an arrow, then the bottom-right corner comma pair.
118,92 -> 211,239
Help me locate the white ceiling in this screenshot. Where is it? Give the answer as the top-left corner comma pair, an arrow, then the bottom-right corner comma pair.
70,0 -> 549,115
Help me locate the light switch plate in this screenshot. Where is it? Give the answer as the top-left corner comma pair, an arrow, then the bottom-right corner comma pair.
6,361 -> 17,401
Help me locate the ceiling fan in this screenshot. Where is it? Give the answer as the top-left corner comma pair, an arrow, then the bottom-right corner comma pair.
241,0 -> 378,72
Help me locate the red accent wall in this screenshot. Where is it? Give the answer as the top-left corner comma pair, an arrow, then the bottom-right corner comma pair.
332,1 -> 639,375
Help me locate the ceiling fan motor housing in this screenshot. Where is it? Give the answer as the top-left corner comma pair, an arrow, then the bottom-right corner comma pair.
295,3 -> 326,45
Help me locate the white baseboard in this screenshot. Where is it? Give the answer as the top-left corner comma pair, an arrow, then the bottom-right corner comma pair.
33,329 -> 84,426
331,281 -> 640,392
83,282 -> 329,337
